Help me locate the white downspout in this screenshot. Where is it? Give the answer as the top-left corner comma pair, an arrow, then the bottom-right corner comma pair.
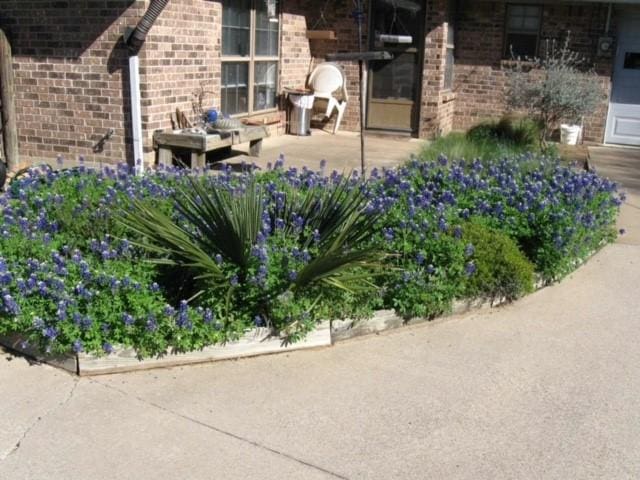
129,55 -> 144,175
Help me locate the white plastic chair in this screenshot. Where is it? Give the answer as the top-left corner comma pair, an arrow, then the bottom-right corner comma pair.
307,62 -> 349,134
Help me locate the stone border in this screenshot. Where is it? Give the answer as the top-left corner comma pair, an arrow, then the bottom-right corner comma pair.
7,265 -> 611,377
0,297 -> 522,376
1,322 -> 332,376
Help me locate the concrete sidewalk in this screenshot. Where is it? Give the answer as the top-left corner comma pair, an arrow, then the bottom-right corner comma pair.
1,147 -> 639,479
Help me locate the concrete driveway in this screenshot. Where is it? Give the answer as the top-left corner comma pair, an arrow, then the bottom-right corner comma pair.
1,146 -> 640,479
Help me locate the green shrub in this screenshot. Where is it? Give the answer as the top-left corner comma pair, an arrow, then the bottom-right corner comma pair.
506,34 -> 606,147
467,117 -> 541,150
462,222 -> 535,301
421,117 -> 556,163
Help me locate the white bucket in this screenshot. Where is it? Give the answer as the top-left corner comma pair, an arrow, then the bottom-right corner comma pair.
560,124 -> 582,145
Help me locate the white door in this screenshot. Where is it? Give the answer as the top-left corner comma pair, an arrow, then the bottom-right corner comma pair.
605,10 -> 640,146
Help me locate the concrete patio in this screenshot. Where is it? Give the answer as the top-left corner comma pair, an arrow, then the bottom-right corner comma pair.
217,129 -> 423,172
1,144 -> 640,479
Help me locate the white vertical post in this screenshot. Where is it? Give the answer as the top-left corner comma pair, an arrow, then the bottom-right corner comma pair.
129,55 -> 144,175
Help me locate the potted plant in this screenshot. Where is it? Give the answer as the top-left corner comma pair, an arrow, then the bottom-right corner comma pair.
506,34 -> 605,149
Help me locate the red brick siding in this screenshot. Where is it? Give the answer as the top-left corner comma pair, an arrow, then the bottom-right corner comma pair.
453,1 -> 613,143
0,0 -> 146,166
140,0 -> 219,159
281,0 -> 366,133
419,0 -> 456,139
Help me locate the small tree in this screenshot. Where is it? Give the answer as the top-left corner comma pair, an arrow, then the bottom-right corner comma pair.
506,34 -> 605,148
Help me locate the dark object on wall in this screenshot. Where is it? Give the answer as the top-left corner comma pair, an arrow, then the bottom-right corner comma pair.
0,160 -> 6,189
126,0 -> 170,53
92,128 -> 115,153
597,37 -> 614,58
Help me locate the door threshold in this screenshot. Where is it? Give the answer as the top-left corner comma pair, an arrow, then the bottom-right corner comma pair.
365,129 -> 416,140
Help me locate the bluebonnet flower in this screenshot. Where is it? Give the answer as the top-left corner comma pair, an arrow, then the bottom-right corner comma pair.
177,300 -> 192,329
465,262 -> 477,276
72,340 -> 84,353
383,227 -> 394,241
426,264 -> 436,274
416,252 -> 425,265
203,308 -> 214,324
465,243 -> 475,257
453,226 -> 463,239
102,342 -> 114,354
150,282 -> 160,293
3,294 -> 20,315
122,313 -> 135,327
146,315 -> 158,332
288,270 -> 298,282
43,326 -> 59,340
214,254 -> 223,265
230,275 -> 239,286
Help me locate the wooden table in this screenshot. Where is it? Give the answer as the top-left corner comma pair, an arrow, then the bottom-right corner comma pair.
153,126 -> 269,169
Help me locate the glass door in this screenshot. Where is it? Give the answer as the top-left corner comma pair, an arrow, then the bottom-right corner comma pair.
367,0 -> 424,132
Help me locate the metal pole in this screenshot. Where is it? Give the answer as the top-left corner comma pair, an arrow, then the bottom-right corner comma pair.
356,1 -> 366,175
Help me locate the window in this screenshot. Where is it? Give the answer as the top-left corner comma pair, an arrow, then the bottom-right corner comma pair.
505,5 -> 542,58
444,0 -> 456,90
221,0 -> 279,116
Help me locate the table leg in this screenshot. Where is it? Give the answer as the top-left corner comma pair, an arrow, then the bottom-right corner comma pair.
249,139 -> 263,157
190,151 -> 206,170
158,147 -> 173,168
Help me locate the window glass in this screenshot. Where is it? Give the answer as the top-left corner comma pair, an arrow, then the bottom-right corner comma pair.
371,53 -> 417,100
255,1 -> 279,57
505,4 -> 542,57
254,61 -> 278,110
222,0 -> 251,56
221,63 -> 249,115
370,0 -> 421,47
624,52 -> 640,70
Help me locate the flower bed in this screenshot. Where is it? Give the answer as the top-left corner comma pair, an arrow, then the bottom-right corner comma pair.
0,154 -> 623,359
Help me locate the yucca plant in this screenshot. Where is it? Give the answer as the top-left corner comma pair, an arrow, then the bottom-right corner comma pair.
118,173 -> 384,336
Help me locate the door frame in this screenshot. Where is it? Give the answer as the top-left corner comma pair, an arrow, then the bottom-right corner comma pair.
604,6 -> 640,146
365,0 -> 426,135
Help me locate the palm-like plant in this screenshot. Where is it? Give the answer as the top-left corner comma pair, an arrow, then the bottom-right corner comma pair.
118,174 -> 384,306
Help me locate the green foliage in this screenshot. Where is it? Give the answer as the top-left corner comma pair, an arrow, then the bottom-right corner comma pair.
0,154 -> 621,358
462,222 -> 535,301
119,174 -> 385,341
421,117 -> 556,163
506,35 -> 606,146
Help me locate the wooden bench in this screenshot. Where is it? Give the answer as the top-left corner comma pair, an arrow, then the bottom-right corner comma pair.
153,125 -> 269,169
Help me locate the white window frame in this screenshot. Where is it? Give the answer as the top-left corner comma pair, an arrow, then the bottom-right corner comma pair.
221,0 -> 281,117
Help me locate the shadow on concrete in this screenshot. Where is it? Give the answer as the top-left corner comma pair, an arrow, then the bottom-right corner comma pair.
589,146 -> 640,196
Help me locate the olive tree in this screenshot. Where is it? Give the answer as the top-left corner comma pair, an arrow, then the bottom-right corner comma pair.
506,34 -> 605,148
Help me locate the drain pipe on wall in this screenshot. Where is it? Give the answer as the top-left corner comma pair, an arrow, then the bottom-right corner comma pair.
125,0 -> 169,175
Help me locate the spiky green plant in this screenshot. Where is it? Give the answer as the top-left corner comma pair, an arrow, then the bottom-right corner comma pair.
118,174 -> 384,330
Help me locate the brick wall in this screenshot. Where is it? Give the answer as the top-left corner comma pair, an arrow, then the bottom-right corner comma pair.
419,0 -> 455,139
140,0 -> 219,162
0,0 -> 146,166
281,0 -> 365,133
453,0 -> 613,143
